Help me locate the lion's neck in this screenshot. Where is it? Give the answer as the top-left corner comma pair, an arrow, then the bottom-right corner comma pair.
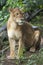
11,21 -> 22,31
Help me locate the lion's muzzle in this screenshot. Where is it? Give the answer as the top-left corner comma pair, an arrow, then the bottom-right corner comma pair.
16,18 -> 25,25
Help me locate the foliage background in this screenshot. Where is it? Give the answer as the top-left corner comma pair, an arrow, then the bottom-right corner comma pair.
0,0 -> 43,27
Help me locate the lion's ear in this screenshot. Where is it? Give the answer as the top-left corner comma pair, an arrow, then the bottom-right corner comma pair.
8,8 -> 14,13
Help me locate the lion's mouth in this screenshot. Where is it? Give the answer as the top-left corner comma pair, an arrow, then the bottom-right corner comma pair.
18,22 -> 24,25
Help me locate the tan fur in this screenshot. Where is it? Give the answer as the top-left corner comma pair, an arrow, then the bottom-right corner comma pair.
7,8 -> 41,59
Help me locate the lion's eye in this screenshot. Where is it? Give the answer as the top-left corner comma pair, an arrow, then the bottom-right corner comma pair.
16,13 -> 19,15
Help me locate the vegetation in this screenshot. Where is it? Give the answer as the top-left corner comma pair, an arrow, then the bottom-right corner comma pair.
0,0 -> 43,26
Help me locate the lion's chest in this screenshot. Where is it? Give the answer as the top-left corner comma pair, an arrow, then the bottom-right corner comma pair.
8,27 -> 22,39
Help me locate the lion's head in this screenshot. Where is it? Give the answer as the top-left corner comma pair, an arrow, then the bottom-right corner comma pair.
9,8 -> 25,25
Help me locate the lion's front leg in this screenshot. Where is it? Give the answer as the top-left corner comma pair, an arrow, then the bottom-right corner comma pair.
7,38 -> 16,59
18,38 -> 24,59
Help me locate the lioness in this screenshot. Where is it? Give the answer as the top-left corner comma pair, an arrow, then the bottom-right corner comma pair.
7,8 -> 41,59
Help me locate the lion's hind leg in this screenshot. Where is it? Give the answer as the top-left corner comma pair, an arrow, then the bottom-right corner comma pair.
34,30 -> 41,51
30,30 -> 41,52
